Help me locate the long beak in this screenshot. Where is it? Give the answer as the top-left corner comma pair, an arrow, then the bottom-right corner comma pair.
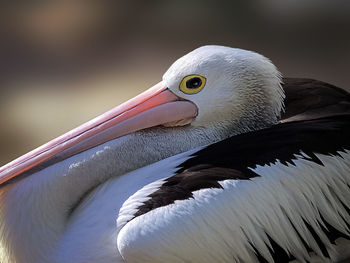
0,82 -> 198,185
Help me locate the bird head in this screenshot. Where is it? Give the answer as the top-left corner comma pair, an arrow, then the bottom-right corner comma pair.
163,45 -> 284,129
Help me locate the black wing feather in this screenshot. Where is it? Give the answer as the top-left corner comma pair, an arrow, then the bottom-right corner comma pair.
135,114 -> 350,217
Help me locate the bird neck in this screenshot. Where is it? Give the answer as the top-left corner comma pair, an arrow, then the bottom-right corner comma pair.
0,124 -> 234,263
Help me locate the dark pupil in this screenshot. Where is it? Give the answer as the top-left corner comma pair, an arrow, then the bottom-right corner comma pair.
186,77 -> 202,89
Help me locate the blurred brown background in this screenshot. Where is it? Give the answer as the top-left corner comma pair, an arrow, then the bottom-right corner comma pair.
0,0 -> 349,165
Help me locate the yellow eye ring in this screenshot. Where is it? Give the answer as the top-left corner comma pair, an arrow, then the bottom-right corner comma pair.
179,74 -> 206,94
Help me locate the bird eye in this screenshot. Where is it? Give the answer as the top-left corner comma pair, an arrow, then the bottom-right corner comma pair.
179,74 -> 206,94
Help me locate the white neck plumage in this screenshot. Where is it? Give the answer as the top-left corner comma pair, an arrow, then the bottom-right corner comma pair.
0,122 -> 241,263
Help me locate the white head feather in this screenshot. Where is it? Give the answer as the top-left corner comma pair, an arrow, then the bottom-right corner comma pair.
163,45 -> 284,133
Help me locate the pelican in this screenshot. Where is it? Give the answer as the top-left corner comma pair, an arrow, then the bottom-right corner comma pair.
0,45 -> 349,263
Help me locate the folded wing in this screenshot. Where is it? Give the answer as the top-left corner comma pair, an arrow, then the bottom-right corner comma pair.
117,115 -> 350,263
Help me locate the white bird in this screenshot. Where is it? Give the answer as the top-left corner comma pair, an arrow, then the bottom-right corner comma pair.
0,46 -> 349,263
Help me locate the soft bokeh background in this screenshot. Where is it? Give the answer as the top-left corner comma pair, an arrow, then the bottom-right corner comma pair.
1,0 -> 350,165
